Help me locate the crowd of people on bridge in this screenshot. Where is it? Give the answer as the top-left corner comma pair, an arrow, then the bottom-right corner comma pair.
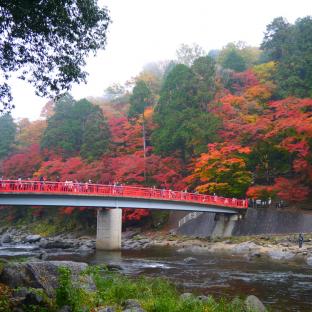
0,176 -> 248,208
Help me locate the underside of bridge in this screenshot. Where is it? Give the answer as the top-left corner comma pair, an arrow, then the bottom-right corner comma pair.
0,193 -> 244,250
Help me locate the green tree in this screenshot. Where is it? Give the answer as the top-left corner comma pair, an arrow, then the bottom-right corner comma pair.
41,94 -> 109,159
81,109 -> 110,161
152,64 -> 219,160
0,113 -> 16,159
191,56 -> 216,109
248,141 -> 292,185
129,80 -> 153,180
261,16 -> 312,97
0,0 -> 111,112
221,49 -> 247,72
218,42 -> 261,72
129,81 -> 153,118
261,17 -> 291,61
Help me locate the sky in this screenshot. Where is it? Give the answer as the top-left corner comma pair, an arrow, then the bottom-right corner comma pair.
10,0 -> 312,120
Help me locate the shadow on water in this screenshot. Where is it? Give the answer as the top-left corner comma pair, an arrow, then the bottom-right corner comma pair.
90,246 -> 312,312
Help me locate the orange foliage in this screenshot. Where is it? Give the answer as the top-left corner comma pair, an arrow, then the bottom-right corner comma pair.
273,178 -> 310,202
246,185 -> 276,200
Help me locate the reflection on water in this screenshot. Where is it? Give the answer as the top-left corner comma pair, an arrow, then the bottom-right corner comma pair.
90,246 -> 312,312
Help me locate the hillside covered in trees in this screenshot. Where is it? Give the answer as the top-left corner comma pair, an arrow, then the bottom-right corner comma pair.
1,16 -> 312,225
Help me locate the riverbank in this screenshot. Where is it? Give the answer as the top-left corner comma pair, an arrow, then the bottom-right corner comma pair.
0,260 -> 265,312
1,225 -> 312,266
143,231 -> 312,265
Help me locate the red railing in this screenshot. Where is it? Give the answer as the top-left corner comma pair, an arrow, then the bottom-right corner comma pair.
0,180 -> 248,209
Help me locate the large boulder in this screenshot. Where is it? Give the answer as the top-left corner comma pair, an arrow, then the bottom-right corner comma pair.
306,256 -> 312,266
245,295 -> 266,312
1,234 -> 12,244
25,235 -> 41,243
0,261 -> 94,296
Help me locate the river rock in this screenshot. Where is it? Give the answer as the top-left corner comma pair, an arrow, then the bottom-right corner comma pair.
180,292 -> 193,300
245,295 -> 267,312
232,242 -> 259,254
22,291 -> 45,306
12,287 -> 45,308
122,299 -> 146,312
58,306 -> 72,312
306,256 -> 312,266
97,307 -> 115,312
43,240 -> 74,249
0,261 -> 94,296
12,287 -> 30,299
197,295 -> 208,301
41,249 -> 94,261
78,245 -> 95,255
138,239 -> 150,244
124,299 -> 141,309
25,235 -> 41,243
122,230 -> 140,239
267,250 -> 295,260
83,240 -> 95,248
183,257 -> 197,264
1,234 -> 12,244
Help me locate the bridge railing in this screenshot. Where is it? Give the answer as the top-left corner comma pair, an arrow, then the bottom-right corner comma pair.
0,180 -> 248,209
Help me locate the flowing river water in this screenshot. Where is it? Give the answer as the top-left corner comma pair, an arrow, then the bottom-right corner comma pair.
1,244 -> 312,311
91,246 -> 312,312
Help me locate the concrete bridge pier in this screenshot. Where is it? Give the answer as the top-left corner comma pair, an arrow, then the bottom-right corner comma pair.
96,208 -> 122,250
211,213 -> 239,238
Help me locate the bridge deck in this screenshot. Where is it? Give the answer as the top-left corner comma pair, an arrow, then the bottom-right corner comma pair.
0,180 -> 248,211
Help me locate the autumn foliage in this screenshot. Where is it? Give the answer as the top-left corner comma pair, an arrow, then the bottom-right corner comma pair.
1,35 -> 312,229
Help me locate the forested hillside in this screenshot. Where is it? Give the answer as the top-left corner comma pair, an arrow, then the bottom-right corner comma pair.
1,16 -> 312,226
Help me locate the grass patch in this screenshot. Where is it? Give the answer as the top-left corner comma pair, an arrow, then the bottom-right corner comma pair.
53,265 -> 251,312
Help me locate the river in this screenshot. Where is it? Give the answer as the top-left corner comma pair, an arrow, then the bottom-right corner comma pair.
1,244 -> 312,311
91,246 -> 312,312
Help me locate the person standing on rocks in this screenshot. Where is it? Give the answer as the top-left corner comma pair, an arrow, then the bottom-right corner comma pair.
299,233 -> 304,248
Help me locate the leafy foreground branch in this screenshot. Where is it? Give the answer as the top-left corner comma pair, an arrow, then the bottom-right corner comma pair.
0,264 -> 264,312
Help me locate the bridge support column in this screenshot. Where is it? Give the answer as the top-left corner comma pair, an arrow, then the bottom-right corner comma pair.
96,208 -> 122,250
212,214 -> 238,238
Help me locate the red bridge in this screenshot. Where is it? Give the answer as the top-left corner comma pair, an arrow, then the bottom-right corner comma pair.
0,180 -> 247,209
0,180 -> 248,250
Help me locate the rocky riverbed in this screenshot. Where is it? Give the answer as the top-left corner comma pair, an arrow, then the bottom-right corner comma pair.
1,228 -> 312,311
148,232 -> 312,266
1,226 -> 312,266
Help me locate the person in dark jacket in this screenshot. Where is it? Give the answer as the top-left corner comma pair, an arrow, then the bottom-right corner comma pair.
299,233 -> 304,248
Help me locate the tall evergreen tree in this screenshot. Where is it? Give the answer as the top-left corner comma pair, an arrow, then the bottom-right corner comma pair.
152,64 -> 219,160
41,94 -> 110,159
81,109 -> 110,161
129,81 -> 152,118
0,113 -> 16,159
261,16 -> 312,97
